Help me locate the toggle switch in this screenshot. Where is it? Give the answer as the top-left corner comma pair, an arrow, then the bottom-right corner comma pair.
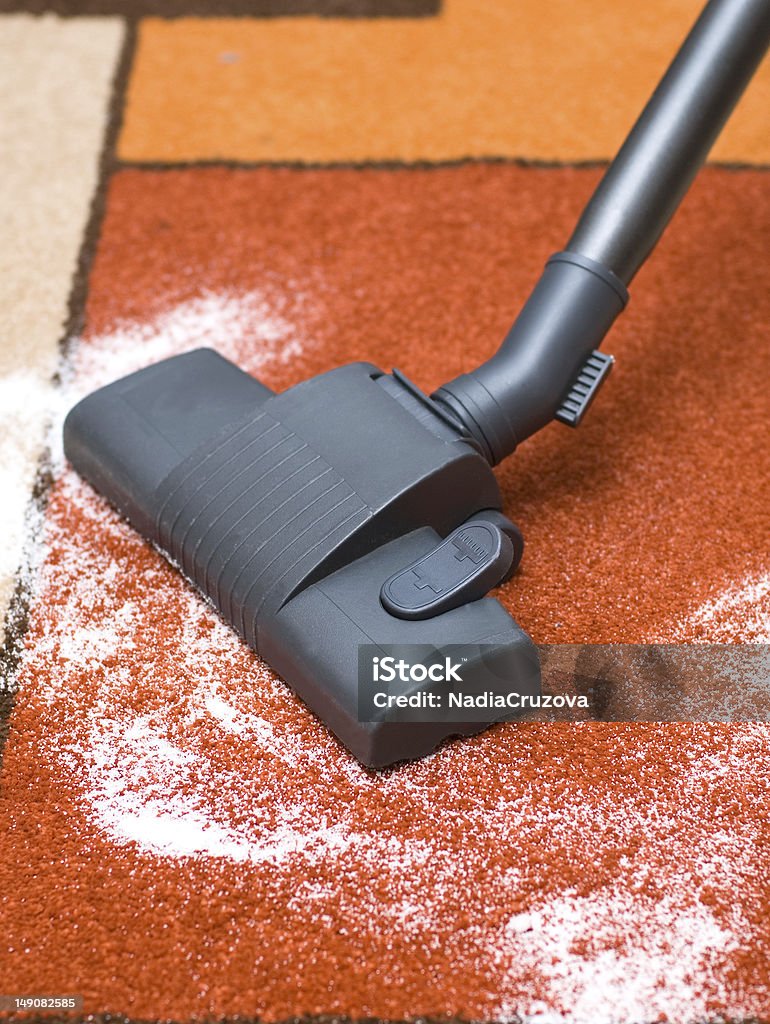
380,514 -> 522,620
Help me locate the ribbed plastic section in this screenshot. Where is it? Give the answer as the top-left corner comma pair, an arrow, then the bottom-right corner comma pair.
555,350 -> 614,427
155,410 -> 369,649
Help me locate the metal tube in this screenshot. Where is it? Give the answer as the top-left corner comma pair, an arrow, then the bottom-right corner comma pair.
568,0 -> 770,284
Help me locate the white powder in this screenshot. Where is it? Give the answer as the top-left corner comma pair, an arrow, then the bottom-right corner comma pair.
69,288 -> 302,391
669,571 -> 770,643
0,368 -> 58,644
85,714 -> 353,865
49,288 -> 306,471
495,888 -> 740,1024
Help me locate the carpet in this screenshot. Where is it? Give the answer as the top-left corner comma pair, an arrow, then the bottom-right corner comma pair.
1,2 -> 769,1022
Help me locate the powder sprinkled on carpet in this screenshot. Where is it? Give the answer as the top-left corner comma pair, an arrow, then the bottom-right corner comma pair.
667,572 -> 770,643
3,460 -> 770,1020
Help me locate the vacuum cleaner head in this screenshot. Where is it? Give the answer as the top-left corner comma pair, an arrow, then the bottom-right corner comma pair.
64,349 -> 539,766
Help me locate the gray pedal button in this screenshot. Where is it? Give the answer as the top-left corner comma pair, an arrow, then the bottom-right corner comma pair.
380,521 -> 514,620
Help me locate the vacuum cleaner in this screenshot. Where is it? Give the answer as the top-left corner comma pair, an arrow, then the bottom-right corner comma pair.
64,0 -> 770,767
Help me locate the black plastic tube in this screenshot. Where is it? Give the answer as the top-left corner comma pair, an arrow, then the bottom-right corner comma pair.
434,0 -> 770,464
569,0 -> 770,285
434,253 -> 629,463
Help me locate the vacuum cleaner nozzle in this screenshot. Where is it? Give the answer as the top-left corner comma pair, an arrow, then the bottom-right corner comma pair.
64,349 -> 539,766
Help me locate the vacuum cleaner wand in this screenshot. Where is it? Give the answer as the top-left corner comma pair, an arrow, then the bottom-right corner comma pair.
434,0 -> 770,464
64,0 -> 770,766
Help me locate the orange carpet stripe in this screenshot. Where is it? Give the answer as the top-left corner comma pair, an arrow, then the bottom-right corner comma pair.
119,0 -> 770,164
